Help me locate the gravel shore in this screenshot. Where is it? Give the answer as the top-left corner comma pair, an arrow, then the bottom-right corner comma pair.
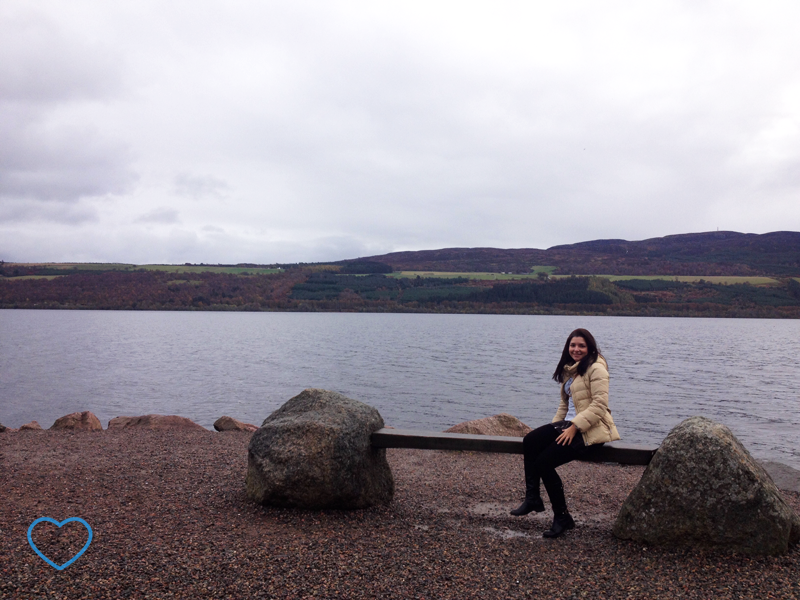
2,430 -> 798,599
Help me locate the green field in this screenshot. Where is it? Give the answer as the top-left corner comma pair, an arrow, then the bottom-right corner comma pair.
165,279 -> 204,286
4,262 -> 786,285
388,271 -> 780,286
140,265 -> 281,275
0,275 -> 63,281
389,267 -> 555,281
7,263 -> 136,270
5,263 -> 281,275
581,275 -> 781,285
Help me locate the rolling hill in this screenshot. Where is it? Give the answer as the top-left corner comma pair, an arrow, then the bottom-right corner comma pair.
354,231 -> 800,277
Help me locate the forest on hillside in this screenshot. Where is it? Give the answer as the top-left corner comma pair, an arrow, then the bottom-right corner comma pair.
2,265 -> 800,318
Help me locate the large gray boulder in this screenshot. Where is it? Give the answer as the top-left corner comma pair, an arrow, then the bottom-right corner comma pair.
613,416 -> 800,555
246,389 -> 393,509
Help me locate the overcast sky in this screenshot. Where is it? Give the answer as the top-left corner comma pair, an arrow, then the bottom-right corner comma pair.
2,1 -> 799,264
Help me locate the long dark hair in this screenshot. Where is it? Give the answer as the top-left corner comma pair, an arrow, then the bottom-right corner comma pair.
551,328 -> 602,383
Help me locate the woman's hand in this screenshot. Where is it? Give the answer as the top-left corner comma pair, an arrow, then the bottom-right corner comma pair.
556,424 -> 578,446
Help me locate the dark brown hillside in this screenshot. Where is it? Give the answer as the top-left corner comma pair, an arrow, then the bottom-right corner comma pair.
359,247 -> 548,274
357,231 -> 800,276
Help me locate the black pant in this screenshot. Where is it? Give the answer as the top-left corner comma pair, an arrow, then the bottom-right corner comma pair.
522,422 -> 588,514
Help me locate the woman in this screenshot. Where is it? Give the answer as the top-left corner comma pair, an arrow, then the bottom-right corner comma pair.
510,328 -> 620,538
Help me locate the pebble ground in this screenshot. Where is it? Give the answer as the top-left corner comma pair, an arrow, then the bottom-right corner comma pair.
1,430 -> 798,599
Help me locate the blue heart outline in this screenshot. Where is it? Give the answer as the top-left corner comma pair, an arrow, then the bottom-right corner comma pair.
27,517 -> 93,570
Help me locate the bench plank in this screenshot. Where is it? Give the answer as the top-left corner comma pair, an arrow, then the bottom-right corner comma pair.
371,428 -> 657,465
372,429 -> 524,453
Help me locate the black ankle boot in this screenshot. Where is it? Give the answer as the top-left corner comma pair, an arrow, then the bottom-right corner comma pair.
542,512 -> 575,538
510,496 -> 545,516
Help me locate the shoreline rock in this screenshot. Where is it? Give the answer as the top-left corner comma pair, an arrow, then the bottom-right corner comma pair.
50,411 -> 103,431
20,421 -> 43,431
107,414 -> 207,431
445,413 -> 532,437
213,416 -> 257,432
761,461 -> 800,494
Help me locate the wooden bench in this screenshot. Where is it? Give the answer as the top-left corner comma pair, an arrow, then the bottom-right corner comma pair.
371,428 -> 657,465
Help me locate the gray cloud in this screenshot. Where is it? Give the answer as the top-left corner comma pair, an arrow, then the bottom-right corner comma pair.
0,5 -> 135,205
134,208 -> 181,225
0,110 -> 137,202
2,1 -> 799,262
0,9 -> 123,104
173,173 -> 230,200
0,198 -> 98,225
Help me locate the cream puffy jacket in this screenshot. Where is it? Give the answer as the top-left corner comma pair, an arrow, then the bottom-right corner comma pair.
552,356 -> 621,446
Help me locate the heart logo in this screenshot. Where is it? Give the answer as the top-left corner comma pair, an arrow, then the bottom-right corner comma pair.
27,517 -> 93,570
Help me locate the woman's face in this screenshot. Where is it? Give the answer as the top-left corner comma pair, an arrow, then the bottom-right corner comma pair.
569,336 -> 588,362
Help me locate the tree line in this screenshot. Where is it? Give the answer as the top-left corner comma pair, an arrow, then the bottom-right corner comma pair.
2,268 -> 799,317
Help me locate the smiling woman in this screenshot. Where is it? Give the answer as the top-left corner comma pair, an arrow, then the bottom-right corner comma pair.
509,328 -> 620,538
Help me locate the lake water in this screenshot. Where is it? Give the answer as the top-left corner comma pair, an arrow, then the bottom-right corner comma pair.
1,310 -> 798,470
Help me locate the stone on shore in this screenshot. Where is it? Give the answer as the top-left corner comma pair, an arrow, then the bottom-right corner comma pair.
107,414 -> 207,431
761,461 -> 800,494
246,388 -> 393,509
613,416 -> 800,555
445,413 -> 532,437
20,421 -> 43,431
0,422 -> 6,432
50,411 -> 103,431
214,416 -> 258,432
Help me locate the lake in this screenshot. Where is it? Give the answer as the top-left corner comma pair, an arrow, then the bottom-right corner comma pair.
1,310 -> 798,470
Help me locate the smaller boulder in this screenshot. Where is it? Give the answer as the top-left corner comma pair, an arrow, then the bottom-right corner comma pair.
0,422 -> 6,432
445,413 -> 532,437
50,411 -> 103,431
107,416 -> 134,429
214,416 -> 258,432
761,461 -> 800,494
20,421 -> 43,431
107,414 -> 207,431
